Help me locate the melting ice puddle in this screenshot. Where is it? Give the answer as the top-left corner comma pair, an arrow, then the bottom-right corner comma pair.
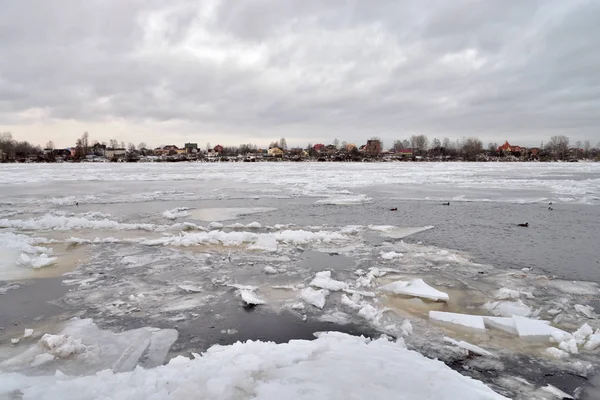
189,207 -> 277,222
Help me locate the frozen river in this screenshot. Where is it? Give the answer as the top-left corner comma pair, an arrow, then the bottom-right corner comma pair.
1,162 -> 600,399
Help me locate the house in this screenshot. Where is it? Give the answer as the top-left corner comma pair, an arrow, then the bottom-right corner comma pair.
213,145 -> 224,154
268,147 -> 284,157
313,144 -> 325,152
364,139 -> 382,156
106,148 -> 127,159
497,141 -> 523,154
398,148 -> 413,158
184,143 -> 198,154
324,144 -> 337,155
346,143 -> 357,153
92,143 -> 107,157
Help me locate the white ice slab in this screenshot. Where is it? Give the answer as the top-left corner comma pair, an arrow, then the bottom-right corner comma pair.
483,300 -> 532,317
584,330 -> 600,351
239,289 -> 265,306
512,316 -> 569,340
443,337 -> 496,358
310,271 -> 348,291
300,287 -> 329,309
377,226 -> 435,239
190,207 -> 276,222
381,279 -> 449,302
482,317 -> 517,335
429,311 -> 486,331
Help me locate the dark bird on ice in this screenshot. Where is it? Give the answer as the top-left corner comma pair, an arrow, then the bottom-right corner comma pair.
517,223 -> 529,227
390,208 -> 398,211
442,202 -> 450,206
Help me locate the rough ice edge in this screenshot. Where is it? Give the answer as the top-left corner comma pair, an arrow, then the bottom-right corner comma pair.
0,331 -> 508,400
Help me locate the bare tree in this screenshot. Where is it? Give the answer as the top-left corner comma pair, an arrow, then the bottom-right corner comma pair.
279,138 -> 288,151
45,141 -> 55,150
393,140 -> 404,152
81,132 -> 89,154
442,137 -> 451,149
584,140 -> 591,157
127,143 -> 136,153
547,135 -> 570,160
488,143 -> 496,153
120,141 -> 126,149
333,138 -> 340,149
461,137 -> 483,161
138,142 -> 147,151
432,138 -> 441,149
401,139 -> 410,149
109,139 -> 119,149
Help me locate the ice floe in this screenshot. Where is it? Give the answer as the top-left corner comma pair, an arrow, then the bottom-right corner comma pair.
429,311 -> 487,331
380,278 -> 449,301
309,271 -> 348,291
299,287 -> 329,309
190,207 -> 276,222
443,337 -> 496,358
162,207 -> 190,220
0,331 -> 508,400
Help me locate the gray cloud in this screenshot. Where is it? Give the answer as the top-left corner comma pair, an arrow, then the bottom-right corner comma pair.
1,0 -> 599,147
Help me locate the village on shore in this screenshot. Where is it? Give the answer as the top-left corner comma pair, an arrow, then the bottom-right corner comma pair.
1,132 -> 599,163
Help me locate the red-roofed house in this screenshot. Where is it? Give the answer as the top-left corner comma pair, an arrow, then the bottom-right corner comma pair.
497,141 -> 523,154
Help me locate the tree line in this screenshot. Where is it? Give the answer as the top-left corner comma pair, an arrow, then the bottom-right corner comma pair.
1,131 -> 599,162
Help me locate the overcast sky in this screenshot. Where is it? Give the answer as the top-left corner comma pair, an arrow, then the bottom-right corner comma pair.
1,0 -> 599,149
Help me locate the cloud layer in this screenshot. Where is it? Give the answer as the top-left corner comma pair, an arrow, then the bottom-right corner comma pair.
1,0 -> 598,147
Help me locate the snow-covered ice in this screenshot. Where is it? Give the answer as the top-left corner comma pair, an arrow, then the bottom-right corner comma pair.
429,311 -> 486,331
309,271 -> 348,291
443,337 -> 496,358
0,332 -> 508,400
239,289 -> 266,306
512,316 -> 569,340
299,287 -> 329,309
380,278 -> 449,301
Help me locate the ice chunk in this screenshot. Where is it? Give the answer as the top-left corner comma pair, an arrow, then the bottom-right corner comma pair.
400,320 -> 413,336
583,330 -> 600,351
574,304 -> 594,318
558,339 -> 578,355
23,329 -> 34,338
310,271 -> 348,291
0,331 -> 509,400
381,279 -> 449,302
379,226 -> 435,239
429,311 -> 486,331
483,300 -> 532,317
443,337 -> 496,358
263,266 -> 278,274
545,347 -> 569,359
493,288 -> 533,300
319,311 -> 352,325
512,316 -> 569,340
483,317 -> 517,335
18,253 -> 57,269
162,208 -> 189,220
177,284 -> 203,293
208,222 -> 224,229
573,323 -> 594,345
341,294 -> 362,311
39,334 -> 87,358
11,338 -> 19,344
542,384 -> 574,399
300,287 -> 329,309
239,289 -> 265,306
381,251 -> 403,260
30,353 -> 56,367
291,302 -> 305,310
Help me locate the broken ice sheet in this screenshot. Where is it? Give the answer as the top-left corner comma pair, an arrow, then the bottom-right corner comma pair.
380,278 -> 449,301
0,318 -> 178,375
